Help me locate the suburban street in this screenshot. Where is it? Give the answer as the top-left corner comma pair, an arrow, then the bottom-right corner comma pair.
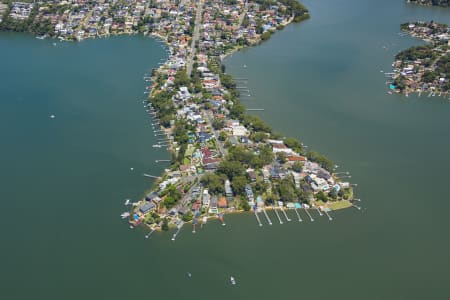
186,0 -> 204,77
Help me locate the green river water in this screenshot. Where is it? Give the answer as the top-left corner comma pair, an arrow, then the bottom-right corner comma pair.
1,0 -> 449,299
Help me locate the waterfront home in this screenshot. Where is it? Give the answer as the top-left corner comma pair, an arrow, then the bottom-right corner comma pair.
139,202 -> 156,214
232,125 -> 248,137
209,196 -> 218,214
247,170 -> 257,182
224,179 -> 233,199
245,184 -> 255,205
145,191 -> 159,202
218,197 -> 228,208
178,207 -> 189,216
202,190 -> 211,208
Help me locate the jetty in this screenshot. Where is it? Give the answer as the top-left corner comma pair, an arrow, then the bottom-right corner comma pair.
351,204 -> 362,210
262,208 -> 272,225
254,210 -> 263,227
272,205 -> 283,224
155,159 -> 171,163
143,173 -> 159,179
145,228 -> 156,239
294,206 -> 303,222
313,205 -> 323,216
304,206 -> 314,222
171,221 -> 184,241
280,207 -> 291,222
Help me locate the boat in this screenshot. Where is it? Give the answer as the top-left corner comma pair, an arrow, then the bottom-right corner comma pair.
152,144 -> 162,148
230,276 -> 236,285
121,212 -> 130,219
50,114 -> 55,119
124,199 -> 130,206
243,64 -> 247,68
187,272 -> 192,278
53,42 -> 57,46
36,35 -> 46,40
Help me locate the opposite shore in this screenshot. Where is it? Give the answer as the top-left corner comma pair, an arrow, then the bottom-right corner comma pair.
388,21 -> 449,97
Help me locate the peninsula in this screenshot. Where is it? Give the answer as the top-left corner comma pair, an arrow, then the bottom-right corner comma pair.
0,0 -> 357,234
389,21 -> 449,97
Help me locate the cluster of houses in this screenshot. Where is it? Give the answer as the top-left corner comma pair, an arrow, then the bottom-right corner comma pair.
391,22 -> 449,95
199,0 -> 293,56
3,0 -> 196,41
7,2 -> 33,20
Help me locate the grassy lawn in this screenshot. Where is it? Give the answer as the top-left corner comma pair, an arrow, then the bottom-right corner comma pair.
328,200 -> 352,210
185,144 -> 195,157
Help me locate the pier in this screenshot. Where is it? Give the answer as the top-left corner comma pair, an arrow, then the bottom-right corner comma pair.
324,209 -> 333,221
171,221 -> 184,241
313,205 -> 323,216
280,207 -> 291,222
294,207 -> 303,222
155,159 -> 171,163
254,211 -> 263,227
262,208 -> 272,225
351,204 -> 362,210
246,108 -> 265,111
143,173 -> 159,179
145,228 -> 156,239
304,207 -> 314,222
272,206 -> 283,224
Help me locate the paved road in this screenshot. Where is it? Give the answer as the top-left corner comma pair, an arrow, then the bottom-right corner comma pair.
186,0 -> 204,76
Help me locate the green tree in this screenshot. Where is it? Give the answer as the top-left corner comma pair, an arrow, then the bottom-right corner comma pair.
278,178 -> 296,202
292,161 -> 304,172
316,191 -> 328,202
231,175 -> 249,195
200,173 -> 225,194
219,131 -> 227,141
277,152 -> 287,164
217,160 -> 245,180
161,218 -> 169,231
212,118 -> 225,130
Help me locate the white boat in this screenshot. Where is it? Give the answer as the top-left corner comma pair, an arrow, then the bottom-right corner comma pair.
124,199 -> 130,206
152,144 -> 162,148
121,212 -> 130,219
50,114 -> 55,119
230,276 -> 236,285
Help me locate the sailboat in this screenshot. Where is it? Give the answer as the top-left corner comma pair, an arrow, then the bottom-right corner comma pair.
230,276 -> 236,285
